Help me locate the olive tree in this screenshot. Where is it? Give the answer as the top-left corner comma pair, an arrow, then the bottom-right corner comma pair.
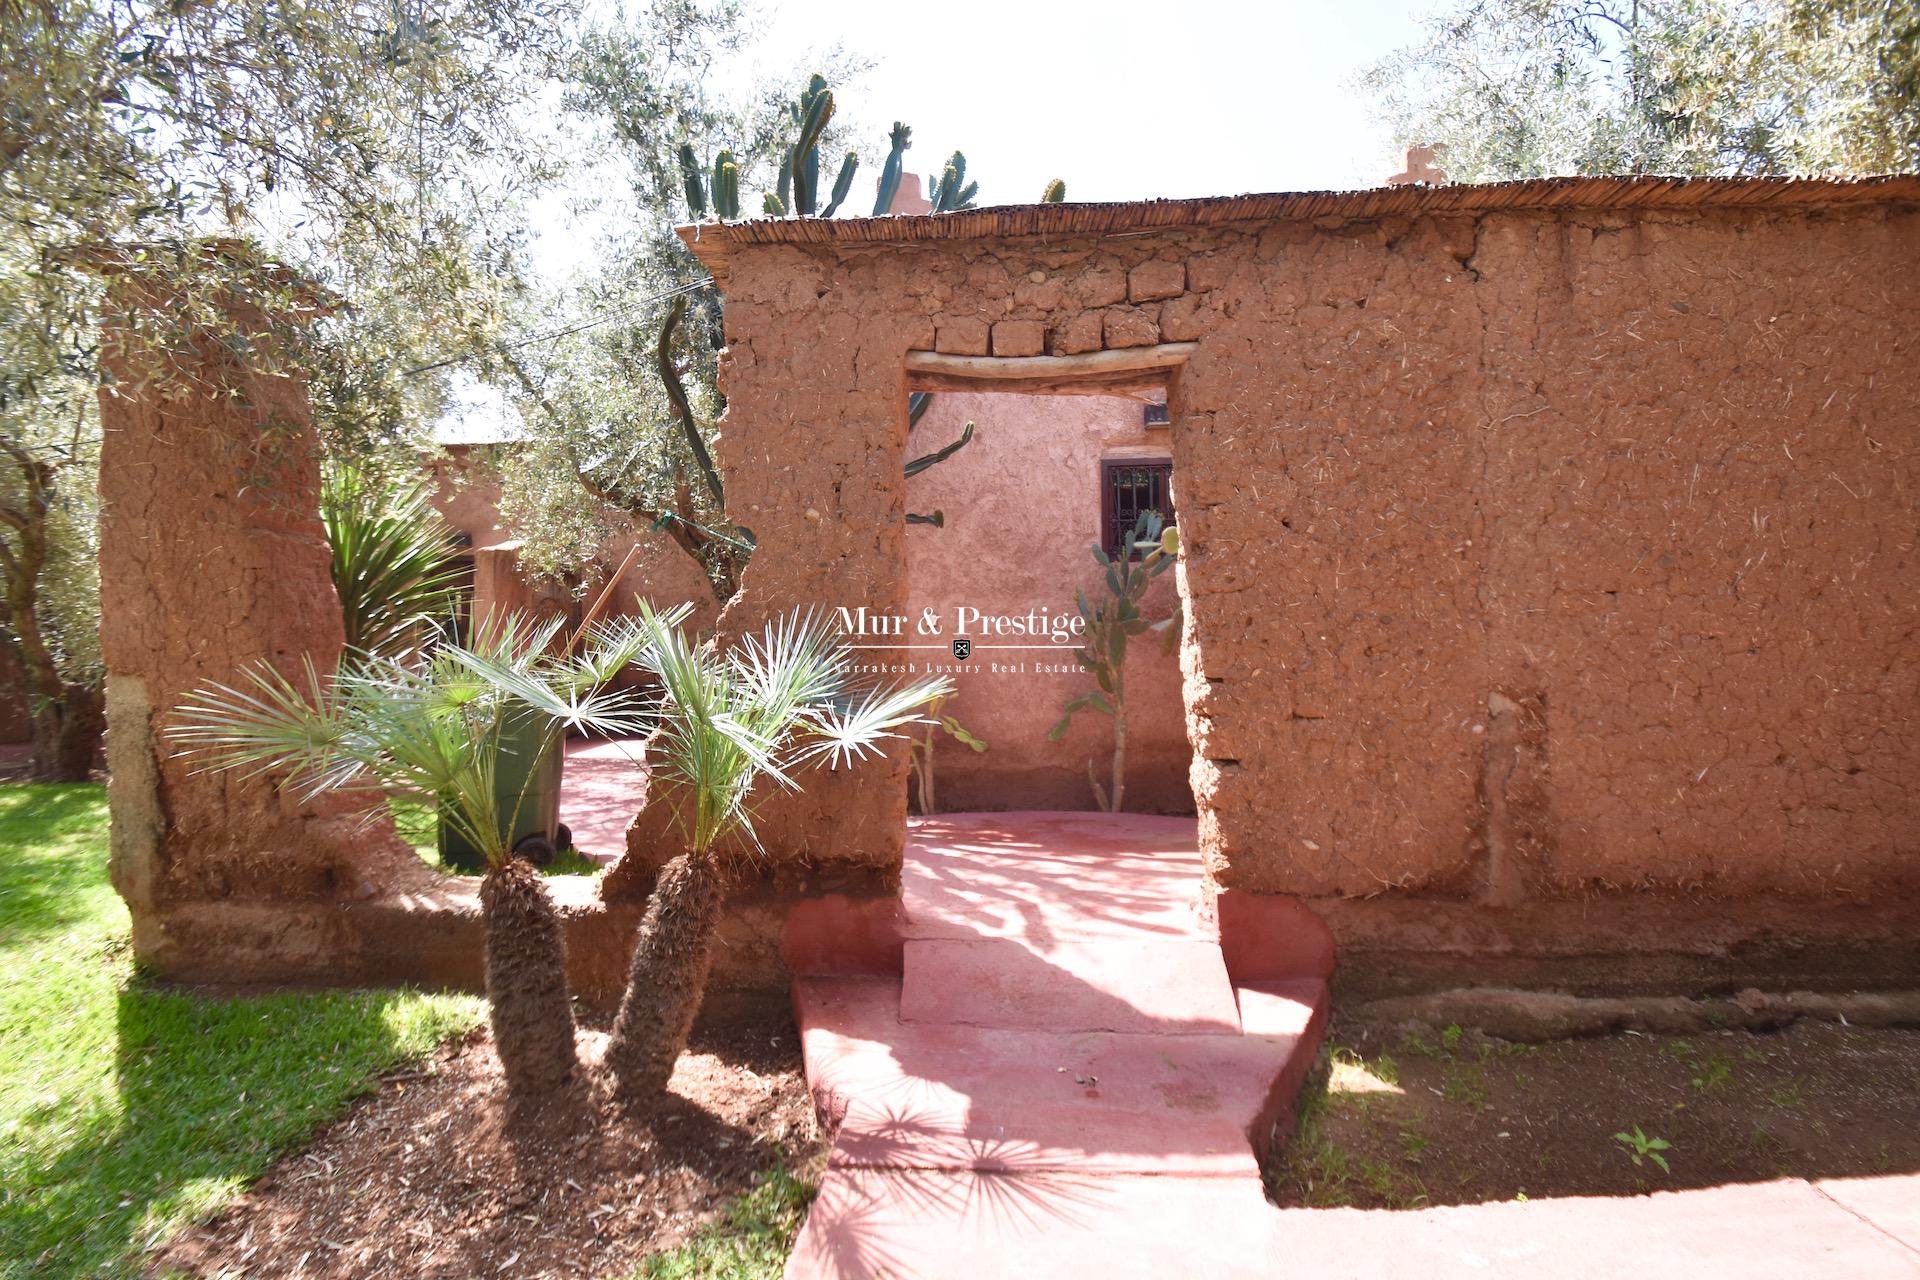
1363,0 -> 1920,180
0,0 -> 579,775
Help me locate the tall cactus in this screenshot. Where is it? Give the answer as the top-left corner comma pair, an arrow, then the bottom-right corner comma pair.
712,151 -> 739,220
822,153 -> 857,217
928,151 -> 978,212
749,80 -> 994,220
872,122 -> 912,215
677,144 -> 741,221
679,143 -> 705,218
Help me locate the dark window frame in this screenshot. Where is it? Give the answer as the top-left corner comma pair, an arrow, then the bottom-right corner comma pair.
1101,457 -> 1176,561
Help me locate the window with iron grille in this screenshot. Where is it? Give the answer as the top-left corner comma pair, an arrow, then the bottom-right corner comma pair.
1101,458 -> 1175,560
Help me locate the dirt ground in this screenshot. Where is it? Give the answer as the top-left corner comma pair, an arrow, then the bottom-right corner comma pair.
1269,1017 -> 1920,1209
150,995 -> 821,1280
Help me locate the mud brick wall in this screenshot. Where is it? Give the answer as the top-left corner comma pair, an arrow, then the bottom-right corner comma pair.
688,198 -> 1920,905
96,277 -> 433,968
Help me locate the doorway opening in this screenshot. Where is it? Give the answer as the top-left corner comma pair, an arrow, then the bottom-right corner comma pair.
901,347 -> 1196,818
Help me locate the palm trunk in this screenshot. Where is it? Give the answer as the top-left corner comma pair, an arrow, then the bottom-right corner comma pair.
479,857 -> 580,1100
605,851 -> 724,1103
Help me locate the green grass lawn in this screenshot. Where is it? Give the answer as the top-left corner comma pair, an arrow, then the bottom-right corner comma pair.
632,1165 -> 815,1280
391,796 -> 602,877
0,784 -> 482,1280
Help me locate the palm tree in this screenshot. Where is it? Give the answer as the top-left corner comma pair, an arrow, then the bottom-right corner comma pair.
170,612 -> 673,1101
320,462 -> 467,658
598,602 -> 950,1103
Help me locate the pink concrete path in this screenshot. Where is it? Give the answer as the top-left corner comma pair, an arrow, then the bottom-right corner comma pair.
783,812 -> 1330,1279
559,737 -> 648,863
780,814 -> 1920,1278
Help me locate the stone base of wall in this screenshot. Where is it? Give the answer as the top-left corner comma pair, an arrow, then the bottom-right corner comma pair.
129,867 -> 899,1009
1307,895 -> 1920,1002
130,871 -> 1920,1012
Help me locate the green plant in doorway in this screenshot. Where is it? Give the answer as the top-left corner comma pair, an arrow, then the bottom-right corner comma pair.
320,462 -> 465,658
170,610 -> 677,1103
906,693 -> 988,815
601,603 -> 950,1104
1049,510 -> 1180,812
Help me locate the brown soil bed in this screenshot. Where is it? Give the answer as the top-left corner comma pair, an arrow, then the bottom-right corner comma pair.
151,994 -> 820,1280
1270,1017 -> 1920,1208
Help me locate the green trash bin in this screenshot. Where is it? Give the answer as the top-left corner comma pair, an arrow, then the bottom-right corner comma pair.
437,708 -> 569,872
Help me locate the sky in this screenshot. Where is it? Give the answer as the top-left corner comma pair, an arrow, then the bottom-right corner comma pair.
465,0 -> 1444,440
524,0 -> 1443,273
747,0 -> 1441,206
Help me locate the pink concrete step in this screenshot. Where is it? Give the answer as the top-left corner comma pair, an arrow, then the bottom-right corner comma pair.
904,812 -> 1212,943
898,937 -> 1243,1034
785,1168 -> 1285,1280
796,977 -> 1327,1177
787,814 -> 1339,1279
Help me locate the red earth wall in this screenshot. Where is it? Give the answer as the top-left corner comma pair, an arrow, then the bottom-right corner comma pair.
98,188 -> 1920,1001
95,276 -> 441,970
678,195 -> 1920,962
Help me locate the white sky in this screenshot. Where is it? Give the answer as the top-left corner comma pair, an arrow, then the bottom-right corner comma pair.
748,0 -> 1440,206
465,0 -> 1441,440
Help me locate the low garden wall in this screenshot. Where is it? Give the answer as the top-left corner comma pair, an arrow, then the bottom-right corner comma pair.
98,177 -> 1920,1000
678,176 -> 1920,991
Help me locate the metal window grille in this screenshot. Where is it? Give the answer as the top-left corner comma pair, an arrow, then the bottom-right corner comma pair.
1102,458 -> 1175,560
1143,401 -> 1170,426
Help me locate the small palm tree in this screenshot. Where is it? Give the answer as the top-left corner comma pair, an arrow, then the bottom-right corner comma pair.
321,462 -> 466,657
170,612 -> 675,1101
598,602 -> 950,1103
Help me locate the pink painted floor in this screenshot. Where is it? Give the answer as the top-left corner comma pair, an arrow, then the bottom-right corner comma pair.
783,813 -> 1920,1278
559,737 -> 648,863
786,812 -> 1330,1279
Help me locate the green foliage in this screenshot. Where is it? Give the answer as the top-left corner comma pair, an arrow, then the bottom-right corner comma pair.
906,692 -> 988,815
1691,1052 -> 1735,1092
904,420 -> 976,478
1613,1125 -> 1673,1173
1,0 -> 575,773
511,57 -> 1018,598
1041,178 -> 1067,203
320,463 -> 465,659
634,1162 -> 817,1279
928,151 -> 979,212
1273,1081 -> 1430,1210
492,254 -> 736,594
873,122 -> 914,215
605,602 -> 950,856
171,610 -> 674,869
1364,0 -> 1920,180
1049,511 -> 1180,812
0,784 -> 480,1278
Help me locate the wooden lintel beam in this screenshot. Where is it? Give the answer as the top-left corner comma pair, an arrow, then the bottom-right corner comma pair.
904,343 -> 1197,394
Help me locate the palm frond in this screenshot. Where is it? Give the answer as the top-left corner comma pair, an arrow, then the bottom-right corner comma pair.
795,674 -> 952,771
322,463 -> 465,659
169,607 -> 672,869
